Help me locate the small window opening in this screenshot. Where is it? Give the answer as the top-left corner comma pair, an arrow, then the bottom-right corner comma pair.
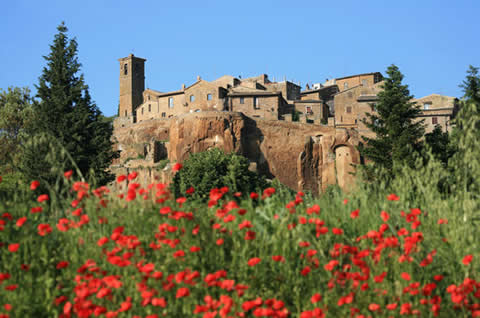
432,117 -> 438,125
124,110 -> 127,116
240,97 -> 244,104
161,112 -> 166,118
168,97 -> 174,108
424,103 -> 431,110
344,82 -> 348,89
207,94 -> 212,101
253,97 -> 259,109
190,95 -> 195,102
123,63 -> 128,75
346,106 -> 352,113
148,104 -> 151,112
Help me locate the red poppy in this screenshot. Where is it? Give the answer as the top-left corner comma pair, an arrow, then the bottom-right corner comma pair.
172,163 -> 183,172
216,238 -> 224,245
368,303 -> 380,311
250,192 -> 259,199
272,255 -> 285,262
301,266 -> 311,276
248,257 -> 261,266
401,272 -> 411,281
387,193 -> 399,201
463,254 -> 473,265
350,209 -> 359,219
311,293 -> 322,303
127,171 -> 138,180
56,261 -> 69,269
332,228 -> 343,235
37,224 -> 52,236
186,186 -> 195,194
380,211 -> 390,222
117,175 -> 127,182
16,217 -> 27,227
30,180 -> 40,190
8,243 -> 19,253
37,194 -> 49,203
176,287 -> 190,298
64,170 -> 73,179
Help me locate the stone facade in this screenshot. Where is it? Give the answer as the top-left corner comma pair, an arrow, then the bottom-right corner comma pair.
413,94 -> 458,133
113,54 -> 458,194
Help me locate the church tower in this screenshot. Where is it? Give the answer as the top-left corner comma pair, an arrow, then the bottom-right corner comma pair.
118,54 -> 146,119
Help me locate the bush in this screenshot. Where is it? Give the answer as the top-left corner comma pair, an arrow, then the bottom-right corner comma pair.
172,148 -> 265,200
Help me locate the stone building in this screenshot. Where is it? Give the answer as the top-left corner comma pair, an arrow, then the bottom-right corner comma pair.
413,94 -> 458,133
118,54 -> 300,123
114,54 -> 459,193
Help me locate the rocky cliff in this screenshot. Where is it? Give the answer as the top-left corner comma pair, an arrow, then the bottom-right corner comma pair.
112,111 -> 361,194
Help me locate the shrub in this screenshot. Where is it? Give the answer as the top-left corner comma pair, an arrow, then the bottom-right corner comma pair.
172,148 -> 265,200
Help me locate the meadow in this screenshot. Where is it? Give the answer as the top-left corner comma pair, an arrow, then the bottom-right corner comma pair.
0,160 -> 479,318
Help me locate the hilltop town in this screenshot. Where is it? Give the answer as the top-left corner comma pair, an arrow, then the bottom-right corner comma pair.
112,54 -> 458,193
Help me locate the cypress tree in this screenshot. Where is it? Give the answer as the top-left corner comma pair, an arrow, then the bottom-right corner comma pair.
358,65 -> 425,178
22,22 -> 117,185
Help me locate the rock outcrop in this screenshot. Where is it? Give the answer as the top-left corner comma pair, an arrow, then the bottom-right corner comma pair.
112,111 -> 361,194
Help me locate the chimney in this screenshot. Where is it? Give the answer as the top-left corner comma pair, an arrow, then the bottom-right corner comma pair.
197,75 -> 201,81
182,83 -> 186,90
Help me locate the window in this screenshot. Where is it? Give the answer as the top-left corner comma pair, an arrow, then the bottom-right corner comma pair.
240,97 -> 244,104
424,103 -> 431,110
207,93 -> 212,101
253,97 -> 259,109
148,95 -> 150,101
362,79 -> 367,86
161,112 -> 166,118
306,106 -> 313,114
340,116 -> 343,122
190,95 -> 195,102
124,63 -> 128,75
124,110 -> 127,116
168,97 -> 174,108
141,107 -> 144,115
346,106 -> 352,113
432,117 -> 438,125
148,104 -> 151,112
344,82 -> 348,89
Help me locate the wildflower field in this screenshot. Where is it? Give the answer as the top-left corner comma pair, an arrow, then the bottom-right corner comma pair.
0,168 -> 479,318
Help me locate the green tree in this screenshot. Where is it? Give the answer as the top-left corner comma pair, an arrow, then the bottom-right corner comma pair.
22,22 -> 118,186
172,148 -> 266,201
358,64 -> 425,179
424,125 -> 453,167
0,87 -> 33,171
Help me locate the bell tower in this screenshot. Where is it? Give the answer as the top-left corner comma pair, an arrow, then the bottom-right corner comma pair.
118,54 -> 146,119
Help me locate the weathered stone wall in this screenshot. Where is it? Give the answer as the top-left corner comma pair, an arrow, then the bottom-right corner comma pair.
229,95 -> 281,120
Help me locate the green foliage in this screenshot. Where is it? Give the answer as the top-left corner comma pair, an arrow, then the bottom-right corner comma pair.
449,66 -> 480,198
0,87 -> 34,171
358,64 -> 425,181
424,125 -> 454,167
172,148 -> 265,200
24,22 -> 118,187
155,159 -> 170,170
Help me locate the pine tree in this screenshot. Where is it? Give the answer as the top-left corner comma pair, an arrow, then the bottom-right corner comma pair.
22,22 -> 117,185
358,64 -> 425,178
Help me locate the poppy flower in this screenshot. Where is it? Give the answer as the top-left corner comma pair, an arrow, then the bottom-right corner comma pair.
64,170 -> 73,179
301,266 -> 311,276
248,257 -> 261,266
37,224 -> 52,236
117,175 -> 127,182
463,254 -> 473,265
172,163 -> 182,172
176,287 -> 190,298
37,194 -> 49,203
387,193 -> 399,201
311,293 -> 322,303
8,243 -> 19,253
350,209 -> 359,219
401,272 -> 411,281
250,192 -> 259,199
30,180 -> 40,190
380,211 -> 390,222
16,217 -> 27,227
56,261 -> 69,269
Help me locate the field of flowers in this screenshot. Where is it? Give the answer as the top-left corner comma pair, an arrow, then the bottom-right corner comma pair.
0,169 -> 479,317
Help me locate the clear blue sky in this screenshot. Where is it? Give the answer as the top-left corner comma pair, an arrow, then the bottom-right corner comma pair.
1,0 -> 479,117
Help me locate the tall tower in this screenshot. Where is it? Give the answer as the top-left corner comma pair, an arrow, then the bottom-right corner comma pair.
118,54 -> 146,119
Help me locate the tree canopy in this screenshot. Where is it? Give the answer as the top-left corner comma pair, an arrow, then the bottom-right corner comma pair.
358,64 -> 425,179
19,22 -> 118,187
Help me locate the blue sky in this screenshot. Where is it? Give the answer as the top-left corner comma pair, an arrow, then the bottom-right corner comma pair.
1,0 -> 479,117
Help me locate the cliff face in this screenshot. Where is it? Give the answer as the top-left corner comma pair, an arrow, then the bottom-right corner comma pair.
112,111 -> 361,194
